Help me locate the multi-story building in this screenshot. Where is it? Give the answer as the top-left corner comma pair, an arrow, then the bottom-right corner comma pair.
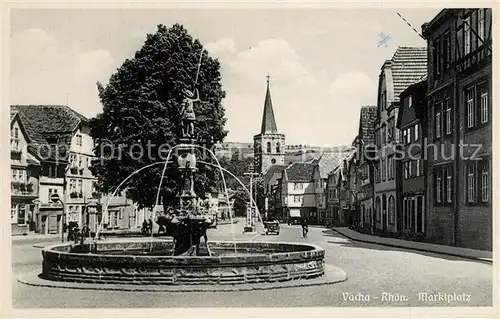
312,153 -> 343,225
281,162 -> 316,224
10,111 -> 41,235
253,77 -> 286,175
262,165 -> 286,217
373,47 -> 427,234
345,153 -> 358,226
354,105 -> 377,232
12,105 -> 99,233
325,165 -> 341,226
66,109 -> 101,230
100,193 -> 136,230
397,79 -> 427,237
12,105 -> 73,235
422,8 -> 492,250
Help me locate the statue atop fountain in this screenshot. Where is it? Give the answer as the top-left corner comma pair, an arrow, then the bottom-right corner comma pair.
163,86 -> 213,256
178,88 -> 199,139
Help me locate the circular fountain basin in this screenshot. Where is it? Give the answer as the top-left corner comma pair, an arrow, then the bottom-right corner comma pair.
41,240 -> 325,285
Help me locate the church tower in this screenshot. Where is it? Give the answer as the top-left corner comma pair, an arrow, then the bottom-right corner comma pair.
253,75 -> 286,174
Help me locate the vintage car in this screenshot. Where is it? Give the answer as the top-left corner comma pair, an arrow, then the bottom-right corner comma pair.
264,220 -> 280,235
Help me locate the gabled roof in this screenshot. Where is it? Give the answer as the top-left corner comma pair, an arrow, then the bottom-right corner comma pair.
260,78 -> 279,134
11,105 -> 88,134
284,162 -> 315,182
264,165 -> 286,186
11,105 -> 86,162
389,47 -> 427,103
358,105 -> 377,145
312,152 -> 344,179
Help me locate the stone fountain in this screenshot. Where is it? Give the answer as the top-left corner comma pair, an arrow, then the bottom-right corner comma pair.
27,87 -> 344,290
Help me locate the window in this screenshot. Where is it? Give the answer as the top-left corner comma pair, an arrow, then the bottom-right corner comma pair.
266,142 -> 271,153
12,169 -> 18,181
78,156 -> 83,169
119,208 -> 124,220
446,168 -> 452,203
435,38 -> 441,75
433,38 -> 441,77
435,110 -> 441,138
445,100 -> 452,135
276,142 -> 280,153
403,129 -> 408,145
69,179 -> 76,193
443,31 -> 451,70
293,183 -> 303,191
17,205 -> 26,225
456,25 -> 464,58
480,160 -> 489,203
376,197 -> 381,221
381,125 -> 386,145
404,161 -> 409,179
466,88 -> 475,128
76,134 -> 82,146
77,180 -> 83,193
388,157 -> 393,180
467,164 -> 476,203
47,164 -> 56,178
415,159 -> 420,178
18,170 -> 25,183
381,159 -> 386,181
464,16 -> 471,55
14,128 -> 19,138
414,124 -> 419,141
294,195 -> 302,203
11,203 -> 17,221
436,173 -> 442,203
478,9 -> 485,44
388,196 -> 395,224
480,87 -> 488,123
408,95 -> 413,108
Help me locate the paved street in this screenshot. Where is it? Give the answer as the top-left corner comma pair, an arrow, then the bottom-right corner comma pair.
12,223 -> 492,308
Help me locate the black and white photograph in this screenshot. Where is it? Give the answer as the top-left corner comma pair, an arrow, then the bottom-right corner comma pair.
2,1 -> 497,318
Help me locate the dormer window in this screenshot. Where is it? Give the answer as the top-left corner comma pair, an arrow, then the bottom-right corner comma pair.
76,134 -> 82,146
408,95 -> 413,108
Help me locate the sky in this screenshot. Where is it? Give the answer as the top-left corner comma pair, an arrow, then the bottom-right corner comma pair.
10,8 -> 442,146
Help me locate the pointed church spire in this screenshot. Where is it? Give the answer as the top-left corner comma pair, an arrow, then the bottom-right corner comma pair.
260,74 -> 279,134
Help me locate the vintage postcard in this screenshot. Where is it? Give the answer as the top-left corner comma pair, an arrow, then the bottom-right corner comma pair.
2,1 -> 498,318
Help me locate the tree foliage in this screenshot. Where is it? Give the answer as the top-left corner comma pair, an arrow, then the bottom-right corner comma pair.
89,24 -> 227,209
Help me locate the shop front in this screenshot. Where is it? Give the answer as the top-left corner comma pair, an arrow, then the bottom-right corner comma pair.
11,200 -> 34,235
37,203 -> 63,234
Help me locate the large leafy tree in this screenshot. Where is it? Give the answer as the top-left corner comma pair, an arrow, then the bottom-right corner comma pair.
90,24 -> 227,209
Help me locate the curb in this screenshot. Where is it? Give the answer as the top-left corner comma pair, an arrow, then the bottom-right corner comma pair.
17,265 -> 347,292
331,229 -> 492,264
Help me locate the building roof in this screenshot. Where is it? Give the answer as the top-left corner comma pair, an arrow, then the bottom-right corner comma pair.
358,105 -> 377,145
264,165 -> 286,186
312,152 -> 344,179
11,105 -> 88,133
11,105 -> 86,161
390,47 -> 428,102
285,162 -> 315,182
260,77 -> 279,134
